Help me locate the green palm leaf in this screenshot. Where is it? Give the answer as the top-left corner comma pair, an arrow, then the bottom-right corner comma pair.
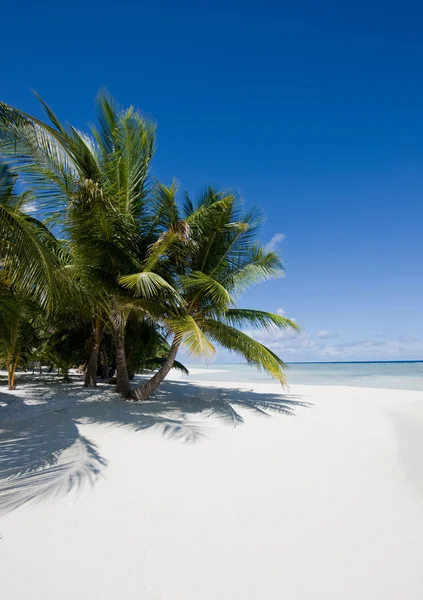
199,319 -> 287,383
169,316 -> 216,358
141,357 -> 189,375
0,100 -> 78,212
225,244 -> 284,294
223,309 -> 299,332
117,298 -> 170,321
181,271 -> 234,309
0,204 -> 62,311
119,271 -> 183,304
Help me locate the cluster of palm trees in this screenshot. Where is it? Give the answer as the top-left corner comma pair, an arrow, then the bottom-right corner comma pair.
0,92 -> 298,400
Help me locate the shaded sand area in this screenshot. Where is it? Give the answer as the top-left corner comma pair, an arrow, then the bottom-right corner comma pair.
1,375 -> 423,599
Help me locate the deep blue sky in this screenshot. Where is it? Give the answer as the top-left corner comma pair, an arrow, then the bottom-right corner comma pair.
2,0 -> 423,361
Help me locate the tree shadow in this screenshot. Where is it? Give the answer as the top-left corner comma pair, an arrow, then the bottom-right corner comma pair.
0,380 -> 310,515
0,413 -> 106,515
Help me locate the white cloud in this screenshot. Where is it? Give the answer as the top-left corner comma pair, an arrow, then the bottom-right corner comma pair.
21,202 -> 37,214
276,308 -> 285,316
245,327 -> 313,355
265,232 -> 285,251
321,336 -> 423,360
317,329 -> 338,339
244,325 -> 423,362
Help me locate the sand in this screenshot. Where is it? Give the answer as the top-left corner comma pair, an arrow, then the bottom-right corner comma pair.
1,374 -> 423,599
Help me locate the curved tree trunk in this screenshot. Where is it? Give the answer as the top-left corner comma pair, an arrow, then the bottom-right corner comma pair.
114,334 -> 131,397
84,327 -> 102,387
132,339 -> 181,401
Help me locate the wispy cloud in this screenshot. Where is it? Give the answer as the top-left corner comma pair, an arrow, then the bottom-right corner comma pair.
265,232 -> 285,251
321,336 -> 423,359
276,308 -> 285,316
242,325 -> 423,362
317,329 -> 338,339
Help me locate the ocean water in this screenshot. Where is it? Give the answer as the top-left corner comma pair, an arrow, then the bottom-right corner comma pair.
180,362 -> 423,391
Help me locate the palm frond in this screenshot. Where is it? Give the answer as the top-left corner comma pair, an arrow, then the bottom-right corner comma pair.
143,228 -> 186,272
182,190 -> 195,217
0,162 -> 17,203
116,298 -> 170,321
91,90 -> 119,156
119,271 -> 183,305
33,91 -> 67,135
114,106 -> 155,216
168,316 -> 216,358
225,244 -> 285,294
223,309 -> 299,332
0,204 -> 63,311
150,180 -> 179,230
0,100 -> 78,211
199,319 -> 287,383
141,357 -> 189,375
181,271 -> 234,309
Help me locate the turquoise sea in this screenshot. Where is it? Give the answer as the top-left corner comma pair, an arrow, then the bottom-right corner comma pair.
180,361 -> 423,391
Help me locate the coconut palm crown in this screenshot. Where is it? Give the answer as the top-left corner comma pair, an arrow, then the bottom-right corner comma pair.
121,184 -> 299,400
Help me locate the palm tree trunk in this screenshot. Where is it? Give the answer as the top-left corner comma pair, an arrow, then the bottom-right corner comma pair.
84,327 -> 102,387
100,346 -> 109,379
132,339 -> 181,401
114,334 -> 131,397
62,366 -> 70,382
7,362 -> 17,390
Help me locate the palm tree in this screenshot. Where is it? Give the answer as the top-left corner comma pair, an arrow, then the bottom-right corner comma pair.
1,97 -> 299,400
0,162 -> 64,312
0,286 -> 41,389
0,161 -> 74,388
121,185 -> 299,401
39,316 -> 92,382
0,93 -> 158,392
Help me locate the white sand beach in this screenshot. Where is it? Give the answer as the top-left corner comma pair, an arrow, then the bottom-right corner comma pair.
1,376 -> 423,599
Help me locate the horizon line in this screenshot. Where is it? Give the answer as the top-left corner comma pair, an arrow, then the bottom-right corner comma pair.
185,360 -> 423,365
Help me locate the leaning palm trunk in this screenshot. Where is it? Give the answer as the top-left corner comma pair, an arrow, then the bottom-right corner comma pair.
132,339 -> 181,401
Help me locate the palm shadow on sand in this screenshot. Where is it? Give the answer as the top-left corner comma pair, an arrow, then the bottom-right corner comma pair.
0,380 -> 310,515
